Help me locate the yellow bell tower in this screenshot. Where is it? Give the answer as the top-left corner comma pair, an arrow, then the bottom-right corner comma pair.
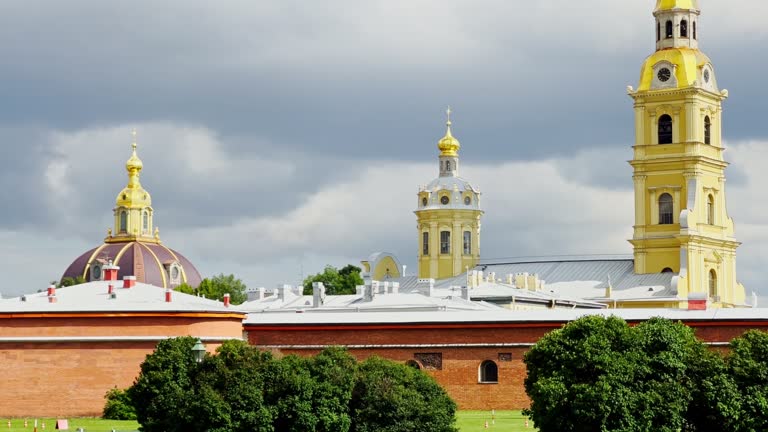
106,130 -> 159,244
416,109 -> 483,280
628,0 -> 745,306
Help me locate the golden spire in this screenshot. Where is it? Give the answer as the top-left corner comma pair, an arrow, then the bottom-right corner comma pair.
437,106 -> 461,157
125,128 -> 144,187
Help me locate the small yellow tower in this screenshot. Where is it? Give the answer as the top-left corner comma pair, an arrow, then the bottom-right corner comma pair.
107,129 -> 159,244
415,109 -> 483,279
628,0 -> 745,306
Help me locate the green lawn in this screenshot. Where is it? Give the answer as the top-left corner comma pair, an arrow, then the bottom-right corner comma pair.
3,412 -> 534,431
1,418 -> 139,432
457,411 -> 536,432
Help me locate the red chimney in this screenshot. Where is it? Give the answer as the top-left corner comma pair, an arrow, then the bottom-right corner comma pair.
165,289 -> 172,303
48,295 -> 57,304
103,262 -> 120,281
108,284 -> 114,294
223,293 -> 230,308
123,276 -> 136,289
687,293 -> 707,311
47,285 -> 56,296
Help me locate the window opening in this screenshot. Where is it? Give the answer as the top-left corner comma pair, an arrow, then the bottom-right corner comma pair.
479,360 -> 499,383
440,231 -> 450,254
665,20 -> 673,38
709,270 -> 717,298
659,193 -> 674,225
463,231 -> 471,255
120,211 -> 128,233
422,232 -> 429,256
680,20 -> 688,37
704,116 -> 711,145
707,194 -> 715,225
658,114 -> 673,144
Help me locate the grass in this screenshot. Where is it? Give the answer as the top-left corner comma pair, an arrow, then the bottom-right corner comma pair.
456,411 -> 536,432
3,412 -> 534,432
0,418 -> 139,432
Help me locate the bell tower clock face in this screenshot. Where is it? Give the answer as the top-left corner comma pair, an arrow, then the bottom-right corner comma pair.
657,68 -> 672,82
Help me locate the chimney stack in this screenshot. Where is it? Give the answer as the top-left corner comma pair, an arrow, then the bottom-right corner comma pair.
246,287 -> 265,302
123,276 -> 136,289
47,285 -> 56,297
165,289 -> 172,303
103,261 -> 120,281
687,292 -> 707,311
461,286 -> 470,301
108,284 -> 114,295
312,282 -> 326,308
223,293 -> 231,308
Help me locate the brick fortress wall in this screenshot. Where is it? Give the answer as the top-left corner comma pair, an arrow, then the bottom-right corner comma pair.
0,315 -> 243,417
245,320 -> 768,410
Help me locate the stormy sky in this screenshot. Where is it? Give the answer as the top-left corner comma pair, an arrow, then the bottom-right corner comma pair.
1,1 -> 767,300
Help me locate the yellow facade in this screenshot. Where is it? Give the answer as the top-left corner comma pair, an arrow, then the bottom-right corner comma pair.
628,1 -> 745,307
415,112 -> 483,279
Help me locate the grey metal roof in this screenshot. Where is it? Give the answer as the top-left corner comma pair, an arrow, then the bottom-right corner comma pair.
396,257 -> 676,302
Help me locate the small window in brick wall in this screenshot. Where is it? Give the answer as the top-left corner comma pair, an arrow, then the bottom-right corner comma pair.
498,353 -> 512,362
414,353 -> 442,370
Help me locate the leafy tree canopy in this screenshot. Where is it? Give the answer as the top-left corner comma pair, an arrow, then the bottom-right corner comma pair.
175,273 -> 247,304
303,265 -> 364,295
524,316 -> 743,432
125,340 -> 456,432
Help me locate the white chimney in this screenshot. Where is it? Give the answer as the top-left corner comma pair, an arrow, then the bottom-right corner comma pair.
312,282 -> 326,308
461,286 -> 470,301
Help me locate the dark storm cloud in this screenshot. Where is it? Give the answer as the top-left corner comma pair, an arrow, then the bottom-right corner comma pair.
0,128 -> 54,227
1,1 -> 765,166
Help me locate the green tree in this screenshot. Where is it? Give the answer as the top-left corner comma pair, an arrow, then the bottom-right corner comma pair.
729,330 -> 768,432
523,316 -> 725,432
309,347 -> 357,432
175,274 -> 247,304
303,265 -> 364,295
102,387 -> 136,420
57,276 -> 86,288
127,336 -> 199,432
523,315 -> 641,432
350,356 -> 458,432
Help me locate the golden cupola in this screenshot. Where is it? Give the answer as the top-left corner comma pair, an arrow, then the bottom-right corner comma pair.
109,130 -> 156,243
437,113 -> 461,158
655,0 -> 699,12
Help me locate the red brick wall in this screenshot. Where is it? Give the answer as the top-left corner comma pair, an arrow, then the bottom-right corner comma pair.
0,314 -> 243,417
245,321 -> 768,410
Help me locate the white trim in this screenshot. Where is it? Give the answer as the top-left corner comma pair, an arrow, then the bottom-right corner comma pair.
0,336 -> 243,343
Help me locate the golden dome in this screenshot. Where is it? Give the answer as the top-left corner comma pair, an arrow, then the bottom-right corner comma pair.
637,48 -> 711,91
655,0 -> 699,12
437,109 -> 461,157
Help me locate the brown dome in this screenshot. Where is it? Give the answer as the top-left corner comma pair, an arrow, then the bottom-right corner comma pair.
61,241 -> 202,288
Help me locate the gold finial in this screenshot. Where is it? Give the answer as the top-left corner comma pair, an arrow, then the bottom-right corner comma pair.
131,128 -> 138,151
437,106 -> 460,157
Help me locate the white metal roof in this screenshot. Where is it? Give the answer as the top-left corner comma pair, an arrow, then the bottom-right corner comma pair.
0,281 -> 240,314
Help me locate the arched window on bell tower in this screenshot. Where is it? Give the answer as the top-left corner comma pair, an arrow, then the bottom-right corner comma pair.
657,21 -> 661,41
665,20 -> 673,39
707,194 -> 715,225
704,116 -> 712,145
693,21 -> 697,40
708,269 -> 718,298
680,20 -> 688,38
659,193 -> 674,225
658,115 -> 673,144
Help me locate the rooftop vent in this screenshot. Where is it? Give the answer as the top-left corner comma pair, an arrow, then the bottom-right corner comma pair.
123,276 -> 136,289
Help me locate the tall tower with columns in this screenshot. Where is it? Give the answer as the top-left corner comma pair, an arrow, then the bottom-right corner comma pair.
415,110 -> 483,280
628,0 -> 745,306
